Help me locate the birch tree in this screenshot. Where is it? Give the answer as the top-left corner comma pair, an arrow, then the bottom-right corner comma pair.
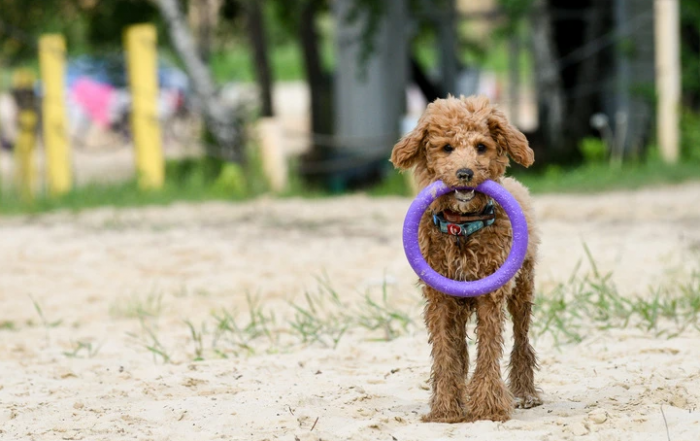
153,0 -> 244,162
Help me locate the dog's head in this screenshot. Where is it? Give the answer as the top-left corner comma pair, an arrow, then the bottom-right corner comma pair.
391,95 -> 533,214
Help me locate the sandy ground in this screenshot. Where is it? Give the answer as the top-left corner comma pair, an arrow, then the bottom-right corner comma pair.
1,182 -> 700,440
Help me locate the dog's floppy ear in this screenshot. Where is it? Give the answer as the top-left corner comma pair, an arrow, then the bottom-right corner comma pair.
390,120 -> 426,170
488,109 -> 534,167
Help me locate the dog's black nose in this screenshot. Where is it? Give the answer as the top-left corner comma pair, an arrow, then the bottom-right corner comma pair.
456,168 -> 474,181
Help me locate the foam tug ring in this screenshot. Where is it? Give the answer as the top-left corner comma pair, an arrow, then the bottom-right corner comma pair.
402,179 -> 528,297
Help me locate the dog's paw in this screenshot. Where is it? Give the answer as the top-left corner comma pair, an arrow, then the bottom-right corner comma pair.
464,409 -> 511,423
467,376 -> 514,422
421,410 -> 467,424
514,395 -> 542,409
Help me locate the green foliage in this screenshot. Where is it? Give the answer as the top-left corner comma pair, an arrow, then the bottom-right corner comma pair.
369,157 -> 700,198
0,0 -> 164,61
2,151 -> 699,216
681,0 -> 700,99
344,0 -> 385,74
213,162 -> 247,196
516,160 -> 700,194
210,38 -> 336,83
83,0 -> 163,50
494,0 -> 536,35
367,170 -> 413,197
1,0 -> 69,60
497,0 -> 536,20
681,109 -> 700,162
269,0 -> 325,36
578,137 -> 607,164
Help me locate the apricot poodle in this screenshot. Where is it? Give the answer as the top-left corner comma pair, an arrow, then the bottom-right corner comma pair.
391,95 -> 541,423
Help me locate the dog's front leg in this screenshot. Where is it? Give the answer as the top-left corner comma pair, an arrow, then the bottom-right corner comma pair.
421,288 -> 469,423
467,289 -> 513,422
507,257 -> 542,409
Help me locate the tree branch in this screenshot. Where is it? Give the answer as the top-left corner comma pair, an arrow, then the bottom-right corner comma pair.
153,0 -> 243,161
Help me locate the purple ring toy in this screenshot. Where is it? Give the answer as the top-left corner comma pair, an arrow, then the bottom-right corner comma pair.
402,179 -> 528,297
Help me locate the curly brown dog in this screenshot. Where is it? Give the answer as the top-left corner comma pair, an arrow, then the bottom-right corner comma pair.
391,95 -> 541,423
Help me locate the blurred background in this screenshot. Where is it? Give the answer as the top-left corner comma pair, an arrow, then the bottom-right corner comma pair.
0,0 -> 698,211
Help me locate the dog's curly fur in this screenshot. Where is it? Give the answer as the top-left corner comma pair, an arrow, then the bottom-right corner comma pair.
391,95 -> 542,423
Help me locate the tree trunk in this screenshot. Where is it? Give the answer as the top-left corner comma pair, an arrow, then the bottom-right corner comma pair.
410,56 -> 442,103
437,0 -> 458,95
299,0 -> 333,138
199,0 -> 213,63
187,0 -> 217,63
154,0 -> 243,162
246,0 -> 274,117
570,3 -> 605,144
530,0 -> 566,161
508,35 -> 521,127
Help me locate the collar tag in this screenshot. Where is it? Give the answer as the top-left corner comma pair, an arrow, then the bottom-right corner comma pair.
433,200 -> 495,237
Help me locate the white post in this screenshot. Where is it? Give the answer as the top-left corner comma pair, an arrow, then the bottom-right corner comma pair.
257,117 -> 288,193
654,0 -> 681,164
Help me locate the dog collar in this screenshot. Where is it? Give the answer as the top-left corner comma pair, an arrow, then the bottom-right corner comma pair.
432,200 -> 495,237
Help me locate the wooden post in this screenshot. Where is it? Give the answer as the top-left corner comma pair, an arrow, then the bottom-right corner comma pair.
12,70 -> 38,201
124,24 -> 165,189
257,117 -> 288,193
654,0 -> 681,164
39,34 -> 72,196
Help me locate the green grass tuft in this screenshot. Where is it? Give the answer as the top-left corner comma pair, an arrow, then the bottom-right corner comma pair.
63,340 -> 102,359
110,291 -> 165,319
210,293 -> 279,357
289,278 -> 349,349
126,314 -> 171,364
533,246 -> 700,345
354,279 -> 414,342
29,295 -> 62,329
96,250 -> 700,364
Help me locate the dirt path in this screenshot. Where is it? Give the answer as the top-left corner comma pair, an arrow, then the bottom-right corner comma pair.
0,182 -> 699,440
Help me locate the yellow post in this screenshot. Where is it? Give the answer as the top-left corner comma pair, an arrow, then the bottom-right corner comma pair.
12,69 -> 38,202
124,24 -> 164,190
39,34 -> 72,196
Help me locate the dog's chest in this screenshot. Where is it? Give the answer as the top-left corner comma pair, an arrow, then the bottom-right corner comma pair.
419,214 -> 512,281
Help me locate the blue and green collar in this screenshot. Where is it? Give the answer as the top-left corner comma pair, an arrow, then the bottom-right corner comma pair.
432,200 -> 496,237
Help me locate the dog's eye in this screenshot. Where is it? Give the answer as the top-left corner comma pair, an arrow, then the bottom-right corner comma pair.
476,143 -> 487,154
443,144 -> 454,153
